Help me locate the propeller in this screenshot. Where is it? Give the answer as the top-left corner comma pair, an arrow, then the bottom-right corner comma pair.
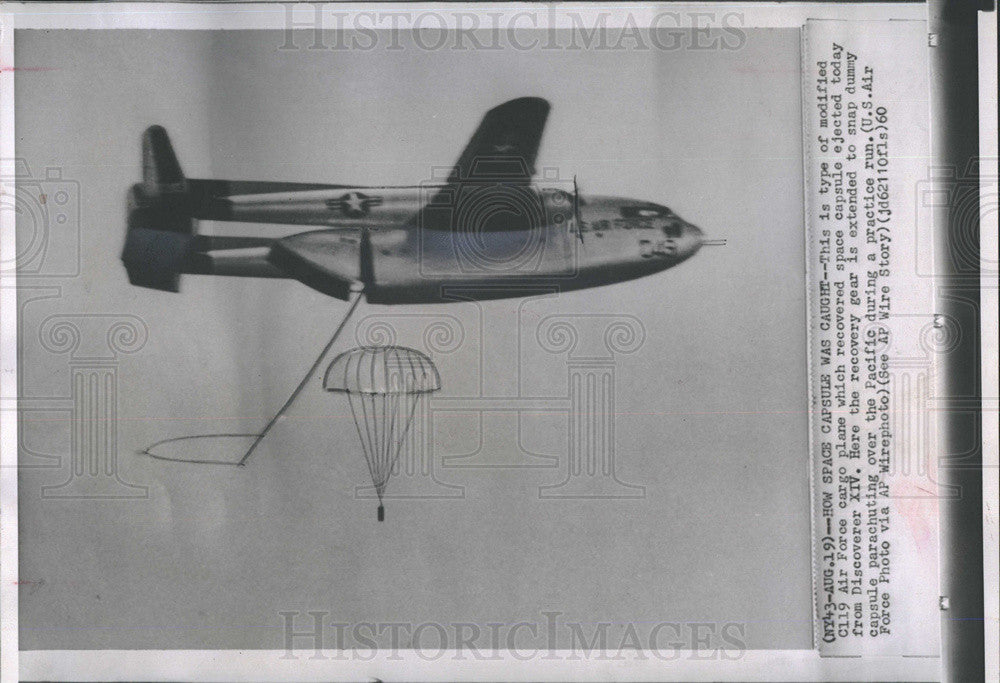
573,175 -> 584,244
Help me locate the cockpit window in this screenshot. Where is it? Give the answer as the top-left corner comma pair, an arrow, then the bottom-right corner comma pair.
621,205 -> 670,219
662,218 -> 684,238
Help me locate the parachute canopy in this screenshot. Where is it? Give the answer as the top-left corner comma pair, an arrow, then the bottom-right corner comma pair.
324,346 -> 441,521
323,345 -> 441,395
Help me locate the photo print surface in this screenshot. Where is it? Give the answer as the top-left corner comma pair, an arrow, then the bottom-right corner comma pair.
15,27 -> 811,651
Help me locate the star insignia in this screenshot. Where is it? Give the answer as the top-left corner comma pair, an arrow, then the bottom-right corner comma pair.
332,191 -> 382,218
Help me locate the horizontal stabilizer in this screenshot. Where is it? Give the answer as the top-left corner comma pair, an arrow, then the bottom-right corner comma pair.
121,228 -> 193,292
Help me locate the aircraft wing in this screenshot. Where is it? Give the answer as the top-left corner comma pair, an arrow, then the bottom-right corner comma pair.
446,96 -> 550,184
412,97 -> 551,233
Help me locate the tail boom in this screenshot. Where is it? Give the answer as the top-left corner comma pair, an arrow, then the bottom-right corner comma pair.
123,127 -> 303,291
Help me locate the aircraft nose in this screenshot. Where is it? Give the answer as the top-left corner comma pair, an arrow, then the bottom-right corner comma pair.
682,222 -> 704,258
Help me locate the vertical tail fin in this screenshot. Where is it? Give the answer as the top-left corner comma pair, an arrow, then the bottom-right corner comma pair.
142,125 -> 186,192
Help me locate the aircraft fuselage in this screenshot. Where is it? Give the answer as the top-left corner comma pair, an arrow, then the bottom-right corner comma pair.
196,184 -> 704,304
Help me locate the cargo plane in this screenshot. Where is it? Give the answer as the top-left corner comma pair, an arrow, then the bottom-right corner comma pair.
124,97 -> 719,464
122,97 -> 712,305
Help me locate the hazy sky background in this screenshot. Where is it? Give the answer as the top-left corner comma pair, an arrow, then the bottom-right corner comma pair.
16,28 -> 810,650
